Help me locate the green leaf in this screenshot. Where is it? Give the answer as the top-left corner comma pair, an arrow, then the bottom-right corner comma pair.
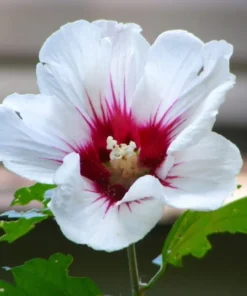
0,214 -> 47,243
0,280 -> 26,296
12,183 -> 56,207
158,197 -> 247,269
0,183 -> 55,243
0,253 -> 102,296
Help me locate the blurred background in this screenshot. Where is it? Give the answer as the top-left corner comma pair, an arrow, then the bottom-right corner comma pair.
0,0 -> 247,295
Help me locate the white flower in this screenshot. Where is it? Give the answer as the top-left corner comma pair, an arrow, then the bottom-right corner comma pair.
0,20 -> 242,252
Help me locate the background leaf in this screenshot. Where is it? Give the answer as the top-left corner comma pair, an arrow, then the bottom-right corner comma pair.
0,215 -> 48,243
154,197 -> 247,269
0,183 -> 55,243
0,253 -> 102,296
11,183 -> 56,207
0,280 -> 26,296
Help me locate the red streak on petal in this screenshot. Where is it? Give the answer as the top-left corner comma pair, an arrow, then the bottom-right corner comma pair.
160,179 -> 178,189
76,107 -> 94,131
159,173 -> 180,189
173,162 -> 184,167
39,157 -> 63,164
126,202 -> 132,212
100,198 -> 109,209
92,195 -> 105,204
59,138 -> 80,153
166,175 -> 180,180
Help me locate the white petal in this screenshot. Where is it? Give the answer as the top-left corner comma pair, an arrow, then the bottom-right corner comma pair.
0,106 -> 62,183
132,30 -> 234,150
49,153 -> 164,252
3,93 -> 90,150
117,175 -> 165,204
37,20 -> 149,119
0,93 -> 89,183
156,132 -> 242,211
93,20 -> 142,36
132,30 -> 202,123
168,80 -> 234,152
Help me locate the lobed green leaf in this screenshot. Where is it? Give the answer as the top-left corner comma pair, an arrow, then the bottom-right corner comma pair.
0,183 -> 56,243
0,215 -> 48,243
154,197 -> 247,269
11,183 -> 56,207
0,253 -> 102,296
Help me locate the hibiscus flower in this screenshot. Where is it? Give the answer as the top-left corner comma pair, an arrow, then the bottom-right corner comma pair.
0,20 -> 242,252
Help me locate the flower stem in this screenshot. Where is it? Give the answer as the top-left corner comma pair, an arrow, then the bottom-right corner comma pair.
127,244 -> 141,296
139,265 -> 166,294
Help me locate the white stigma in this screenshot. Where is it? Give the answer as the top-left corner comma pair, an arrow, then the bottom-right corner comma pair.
107,136 -> 137,160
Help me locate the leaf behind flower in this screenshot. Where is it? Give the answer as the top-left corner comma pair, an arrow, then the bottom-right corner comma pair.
0,214 -> 48,243
0,183 -> 55,243
11,183 -> 56,207
154,196 -> 247,268
0,253 -> 102,295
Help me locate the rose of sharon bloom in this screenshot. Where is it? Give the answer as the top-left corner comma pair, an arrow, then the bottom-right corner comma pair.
0,20 -> 242,252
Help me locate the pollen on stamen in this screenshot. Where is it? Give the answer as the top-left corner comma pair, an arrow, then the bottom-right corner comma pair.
106,136 -> 137,161
106,136 -> 138,180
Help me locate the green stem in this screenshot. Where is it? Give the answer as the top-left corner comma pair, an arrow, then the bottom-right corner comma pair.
127,245 -> 166,295
139,264 -> 167,294
127,244 -> 141,296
